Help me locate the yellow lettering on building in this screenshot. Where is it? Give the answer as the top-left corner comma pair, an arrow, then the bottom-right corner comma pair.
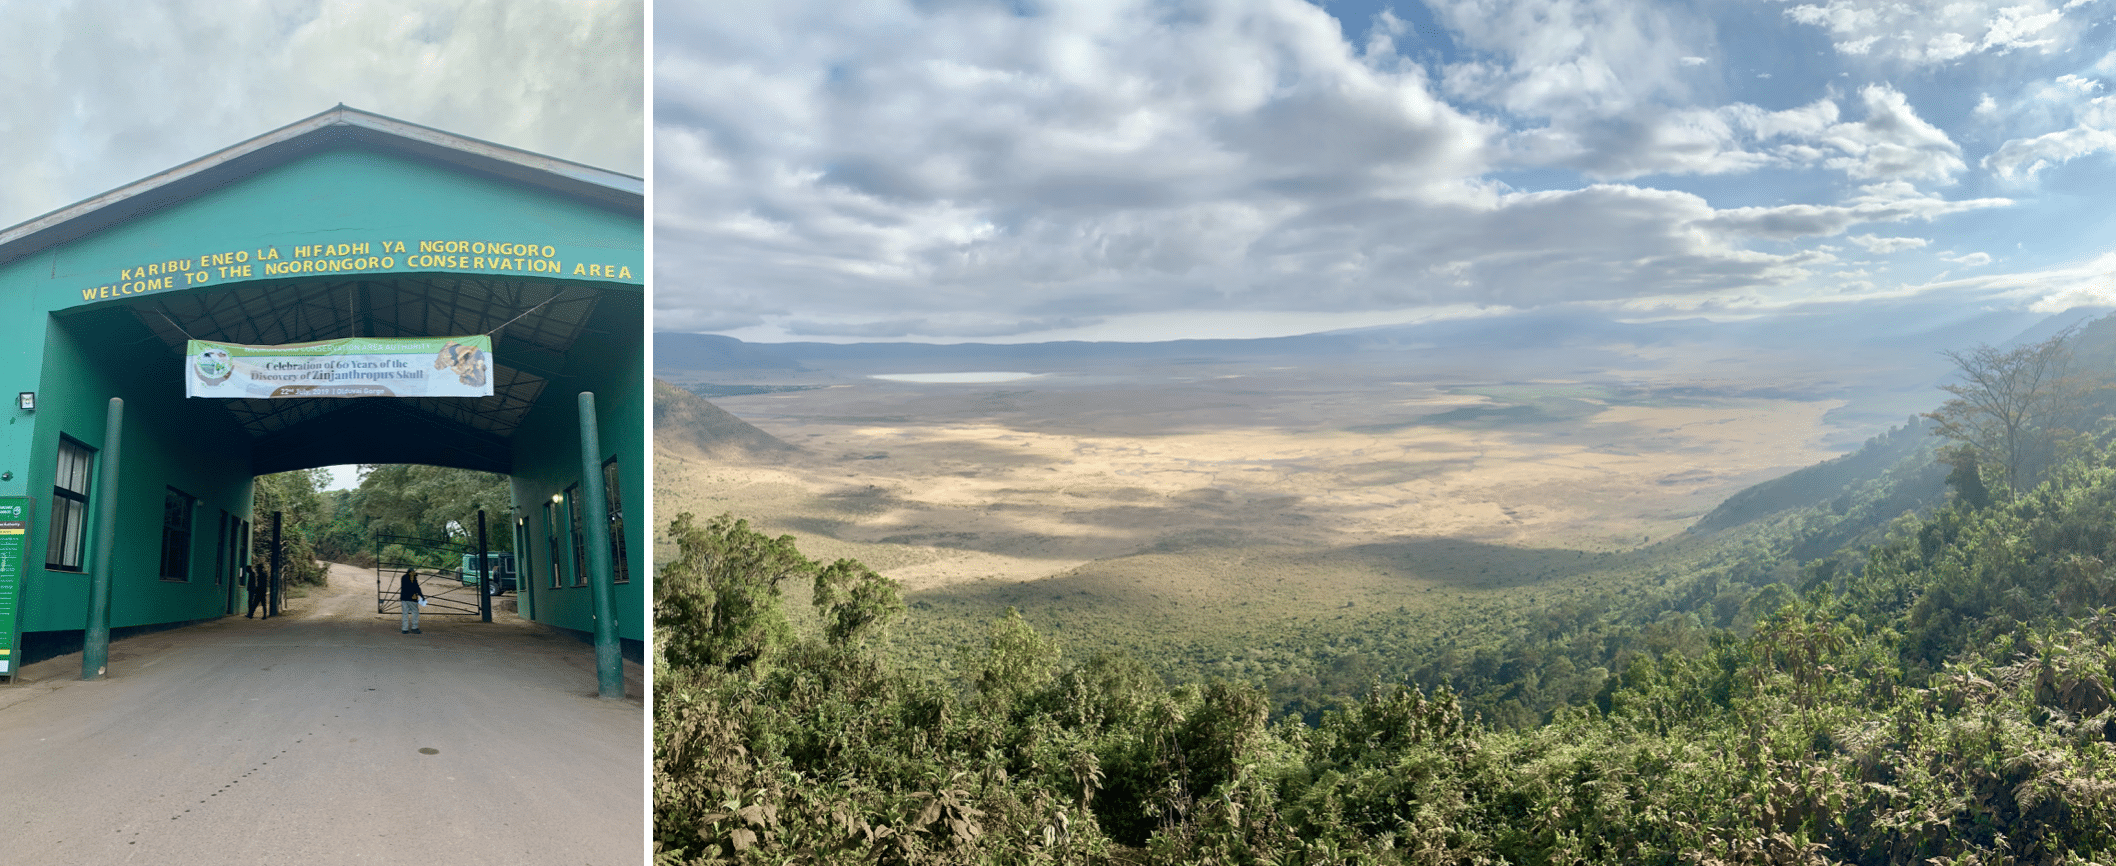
120,258 -> 192,280
82,239 -> 620,305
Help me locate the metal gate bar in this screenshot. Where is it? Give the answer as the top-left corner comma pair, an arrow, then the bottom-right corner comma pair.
374,533 -> 482,617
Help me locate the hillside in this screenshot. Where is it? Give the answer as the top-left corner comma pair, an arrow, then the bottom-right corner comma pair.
1688,415 -> 1945,535
650,379 -> 797,459
654,332 -> 808,372
657,374 -> 2116,866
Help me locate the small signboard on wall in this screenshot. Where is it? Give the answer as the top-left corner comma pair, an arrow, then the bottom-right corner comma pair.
0,497 -> 33,683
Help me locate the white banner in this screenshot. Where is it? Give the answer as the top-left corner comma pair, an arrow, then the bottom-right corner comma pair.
186,336 -> 494,398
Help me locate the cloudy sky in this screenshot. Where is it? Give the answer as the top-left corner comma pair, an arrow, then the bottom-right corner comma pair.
657,0 -> 2116,344
0,0 -> 643,231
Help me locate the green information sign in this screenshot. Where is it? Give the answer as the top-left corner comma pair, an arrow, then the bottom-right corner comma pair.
0,497 -> 30,683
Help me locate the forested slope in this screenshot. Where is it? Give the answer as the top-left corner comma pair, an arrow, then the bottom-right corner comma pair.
655,437 -> 2116,863
655,317 -> 2116,864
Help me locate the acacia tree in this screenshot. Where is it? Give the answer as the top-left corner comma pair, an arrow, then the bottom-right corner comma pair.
1925,326 -> 2091,494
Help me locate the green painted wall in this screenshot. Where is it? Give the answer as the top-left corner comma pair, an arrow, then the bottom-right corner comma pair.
0,145 -> 641,643
20,310 -> 253,632
506,294 -> 645,643
28,150 -> 641,315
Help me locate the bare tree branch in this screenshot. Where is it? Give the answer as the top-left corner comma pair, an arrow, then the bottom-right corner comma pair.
1924,324 -> 2088,493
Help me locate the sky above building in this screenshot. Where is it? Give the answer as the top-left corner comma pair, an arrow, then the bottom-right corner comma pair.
0,0 -> 644,231
657,0 -> 2116,344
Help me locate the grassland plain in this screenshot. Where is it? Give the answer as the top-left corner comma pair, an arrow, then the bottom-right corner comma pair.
652,348 -> 1896,694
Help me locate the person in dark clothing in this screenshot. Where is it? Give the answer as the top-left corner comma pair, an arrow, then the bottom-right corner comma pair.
399,569 -> 425,634
245,565 -> 268,618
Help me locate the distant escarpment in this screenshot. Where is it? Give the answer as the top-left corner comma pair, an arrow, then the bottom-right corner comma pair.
1689,416 -> 1945,538
652,379 -> 797,460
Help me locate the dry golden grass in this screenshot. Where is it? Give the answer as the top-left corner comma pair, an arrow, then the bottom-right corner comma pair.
653,361 -> 1852,629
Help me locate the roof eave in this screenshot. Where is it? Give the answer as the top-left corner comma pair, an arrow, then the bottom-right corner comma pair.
0,105 -> 641,268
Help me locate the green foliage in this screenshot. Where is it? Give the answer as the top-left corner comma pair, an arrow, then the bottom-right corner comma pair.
1940,444 -> 1997,510
655,512 -> 811,674
276,465 -> 516,570
655,317 -> 2116,863
813,558 -> 904,649
656,433 -> 2116,862
251,469 -> 329,585
311,488 -> 374,566
967,607 -> 1061,709
351,463 -> 514,551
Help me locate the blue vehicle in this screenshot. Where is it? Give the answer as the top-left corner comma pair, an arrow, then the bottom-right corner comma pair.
459,552 -> 518,595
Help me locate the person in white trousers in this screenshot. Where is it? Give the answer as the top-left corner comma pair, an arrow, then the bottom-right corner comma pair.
399,569 -> 425,634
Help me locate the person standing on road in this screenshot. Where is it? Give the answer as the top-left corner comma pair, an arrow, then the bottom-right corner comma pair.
245,565 -> 268,619
399,569 -> 425,634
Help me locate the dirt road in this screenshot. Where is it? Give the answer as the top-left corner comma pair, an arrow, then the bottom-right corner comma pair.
0,563 -> 643,865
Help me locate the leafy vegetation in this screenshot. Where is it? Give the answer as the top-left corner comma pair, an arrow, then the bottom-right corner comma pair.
655,317 -> 2116,863
253,464 -> 513,577
251,468 -> 332,585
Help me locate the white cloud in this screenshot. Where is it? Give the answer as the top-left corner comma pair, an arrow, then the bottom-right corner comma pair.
2018,250 -> 2116,311
2057,74 -> 2105,93
0,0 -> 643,228
1812,85 -> 1966,183
1781,0 -> 2088,65
1237,183 -> 1832,309
652,0 -> 2065,342
1435,0 -> 1708,116
1941,251 -> 1994,266
655,0 -> 1526,338
1847,233 -> 1931,253
1427,0 -> 1770,180
1492,83 -> 1964,184
1984,94 -> 2116,180
1701,181 -> 2009,239
1501,105 -> 1778,179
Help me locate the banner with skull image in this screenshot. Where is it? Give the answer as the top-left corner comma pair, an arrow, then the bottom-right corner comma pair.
185,335 -> 494,398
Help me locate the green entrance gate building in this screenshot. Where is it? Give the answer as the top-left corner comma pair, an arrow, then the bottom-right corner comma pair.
0,107 -> 643,686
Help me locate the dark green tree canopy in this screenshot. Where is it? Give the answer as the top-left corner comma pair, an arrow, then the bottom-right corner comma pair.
352,463 -> 514,548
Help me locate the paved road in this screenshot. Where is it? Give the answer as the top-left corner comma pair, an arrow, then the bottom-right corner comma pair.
0,565 -> 643,865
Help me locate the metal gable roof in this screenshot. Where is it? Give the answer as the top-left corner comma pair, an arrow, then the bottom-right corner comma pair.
0,105 -> 642,270
15,106 -> 643,476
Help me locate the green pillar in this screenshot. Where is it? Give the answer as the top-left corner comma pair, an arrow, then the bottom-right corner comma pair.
514,514 -> 534,621
82,398 -> 122,681
477,510 -> 492,623
578,391 -> 622,699
269,512 -> 282,618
